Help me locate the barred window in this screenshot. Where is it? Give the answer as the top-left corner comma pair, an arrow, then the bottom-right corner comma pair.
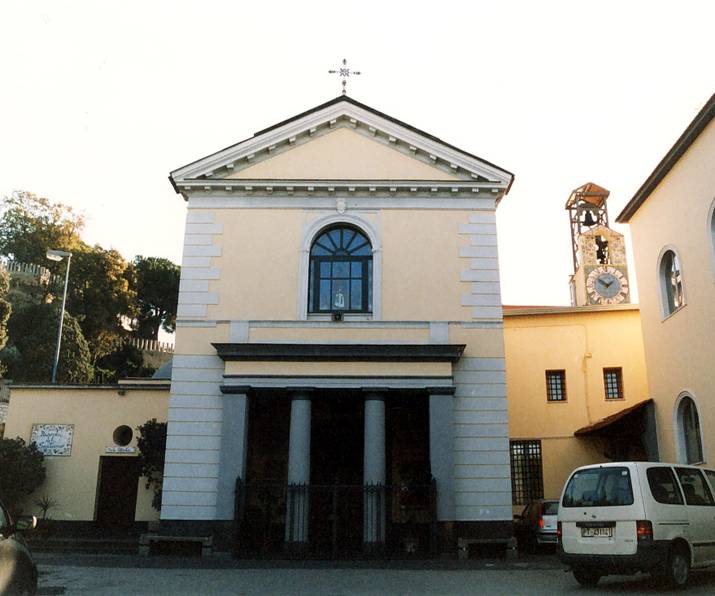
603,367 -> 624,399
510,440 -> 544,505
545,370 -> 567,402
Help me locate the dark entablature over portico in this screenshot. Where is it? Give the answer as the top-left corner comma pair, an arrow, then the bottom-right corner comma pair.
212,342 -> 466,362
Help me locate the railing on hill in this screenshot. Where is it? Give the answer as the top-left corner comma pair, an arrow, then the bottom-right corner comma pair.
0,256 -> 63,287
126,338 -> 174,354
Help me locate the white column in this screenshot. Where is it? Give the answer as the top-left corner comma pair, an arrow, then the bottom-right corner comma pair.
363,392 -> 386,546
285,392 -> 311,545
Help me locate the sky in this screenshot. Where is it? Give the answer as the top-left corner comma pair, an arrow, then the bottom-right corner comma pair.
1,0 -> 713,306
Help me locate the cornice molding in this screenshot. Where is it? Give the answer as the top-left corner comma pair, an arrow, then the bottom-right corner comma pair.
212,342 -> 466,362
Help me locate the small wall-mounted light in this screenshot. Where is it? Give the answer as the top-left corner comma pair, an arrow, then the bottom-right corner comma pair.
331,311 -> 344,322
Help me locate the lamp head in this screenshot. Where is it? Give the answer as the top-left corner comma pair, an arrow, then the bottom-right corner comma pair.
46,249 -> 72,261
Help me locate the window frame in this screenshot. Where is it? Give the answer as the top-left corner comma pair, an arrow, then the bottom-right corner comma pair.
603,367 -> 624,400
298,213 -> 382,321
510,440 -> 544,506
308,225 -> 373,314
545,370 -> 567,402
674,393 -> 705,465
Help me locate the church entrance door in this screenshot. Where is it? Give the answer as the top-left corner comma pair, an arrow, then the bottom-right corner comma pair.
309,393 -> 364,557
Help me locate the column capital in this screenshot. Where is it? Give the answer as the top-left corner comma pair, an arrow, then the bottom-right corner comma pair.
361,388 -> 390,399
287,388 -> 315,400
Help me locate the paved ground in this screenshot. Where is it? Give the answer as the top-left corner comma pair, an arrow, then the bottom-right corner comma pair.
34,553 -> 715,595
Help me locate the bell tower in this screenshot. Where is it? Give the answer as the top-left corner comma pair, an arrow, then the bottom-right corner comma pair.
566,183 -> 630,306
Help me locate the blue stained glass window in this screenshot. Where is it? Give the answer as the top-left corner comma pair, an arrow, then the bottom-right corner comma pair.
308,225 -> 372,314
332,261 -> 348,277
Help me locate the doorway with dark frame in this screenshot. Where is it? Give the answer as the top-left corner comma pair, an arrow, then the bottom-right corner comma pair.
95,456 -> 140,528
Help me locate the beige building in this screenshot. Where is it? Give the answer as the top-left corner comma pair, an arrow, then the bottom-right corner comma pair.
616,92 -> 715,467
4,379 -> 168,525
504,304 -> 652,507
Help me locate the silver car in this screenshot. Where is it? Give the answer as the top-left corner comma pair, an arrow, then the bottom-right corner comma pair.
514,499 -> 559,552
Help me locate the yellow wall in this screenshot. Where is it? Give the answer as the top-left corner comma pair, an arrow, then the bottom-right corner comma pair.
207,208 -> 475,322
226,127 -> 461,181
626,118 -> 715,464
504,307 -> 649,500
225,361 -> 451,377
4,386 -> 168,522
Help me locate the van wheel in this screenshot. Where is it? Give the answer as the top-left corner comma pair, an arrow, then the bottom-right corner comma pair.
572,567 -> 601,586
663,545 -> 690,588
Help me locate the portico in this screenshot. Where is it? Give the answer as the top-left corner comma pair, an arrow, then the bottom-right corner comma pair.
215,342 -> 462,555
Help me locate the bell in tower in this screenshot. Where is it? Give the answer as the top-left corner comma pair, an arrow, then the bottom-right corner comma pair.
565,183 -> 630,307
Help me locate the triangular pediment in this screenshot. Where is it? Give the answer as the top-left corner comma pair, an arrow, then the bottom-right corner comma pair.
225,127 -> 460,181
170,96 -> 513,190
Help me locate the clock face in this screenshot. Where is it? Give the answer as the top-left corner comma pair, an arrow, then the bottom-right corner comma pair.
586,266 -> 629,305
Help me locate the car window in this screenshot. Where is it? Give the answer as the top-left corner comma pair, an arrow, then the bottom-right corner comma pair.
543,501 -> 559,515
704,470 -> 715,492
0,503 -> 8,531
647,467 -> 684,505
562,466 -> 633,507
675,468 -> 715,506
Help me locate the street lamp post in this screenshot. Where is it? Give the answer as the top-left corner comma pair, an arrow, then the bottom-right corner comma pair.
46,249 -> 72,384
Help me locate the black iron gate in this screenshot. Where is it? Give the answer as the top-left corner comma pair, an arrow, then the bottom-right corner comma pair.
234,478 -> 437,558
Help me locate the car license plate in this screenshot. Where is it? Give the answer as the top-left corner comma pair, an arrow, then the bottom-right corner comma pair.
581,527 -> 613,538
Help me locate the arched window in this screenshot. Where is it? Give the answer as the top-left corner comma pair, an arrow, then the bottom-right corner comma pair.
659,249 -> 684,316
308,225 -> 372,313
709,199 -> 715,275
676,395 -> 704,464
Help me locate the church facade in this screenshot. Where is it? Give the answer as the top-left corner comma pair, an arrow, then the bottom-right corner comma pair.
163,96 -> 515,554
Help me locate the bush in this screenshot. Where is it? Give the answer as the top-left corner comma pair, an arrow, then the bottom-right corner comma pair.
0,437 -> 46,513
136,419 -> 167,511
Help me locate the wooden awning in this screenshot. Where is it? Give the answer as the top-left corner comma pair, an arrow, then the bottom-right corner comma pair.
575,399 -> 653,437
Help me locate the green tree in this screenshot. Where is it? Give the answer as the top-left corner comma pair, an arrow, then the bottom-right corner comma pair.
95,341 -> 154,383
136,419 -> 167,510
0,191 -> 83,265
0,437 -> 46,513
3,302 -> 93,383
64,244 -> 137,364
131,256 -> 180,340
0,267 -> 11,355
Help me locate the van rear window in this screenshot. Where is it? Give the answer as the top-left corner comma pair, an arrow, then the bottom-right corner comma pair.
562,467 -> 634,507
543,501 -> 559,515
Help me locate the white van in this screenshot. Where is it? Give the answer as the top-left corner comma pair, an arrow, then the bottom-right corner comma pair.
558,462 -> 715,587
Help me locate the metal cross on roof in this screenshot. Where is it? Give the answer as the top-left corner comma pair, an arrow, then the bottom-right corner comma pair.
328,58 -> 361,96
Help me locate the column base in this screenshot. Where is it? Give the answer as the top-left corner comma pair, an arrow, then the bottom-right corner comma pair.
362,541 -> 386,557
284,541 -> 310,557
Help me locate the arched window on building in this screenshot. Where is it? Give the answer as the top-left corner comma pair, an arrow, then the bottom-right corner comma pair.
676,395 -> 704,464
709,199 -> 715,276
659,249 -> 685,316
308,225 -> 372,314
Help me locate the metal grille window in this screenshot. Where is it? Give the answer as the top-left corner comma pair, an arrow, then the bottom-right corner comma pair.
603,367 -> 624,399
545,370 -> 567,402
308,225 -> 372,314
510,440 -> 544,505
